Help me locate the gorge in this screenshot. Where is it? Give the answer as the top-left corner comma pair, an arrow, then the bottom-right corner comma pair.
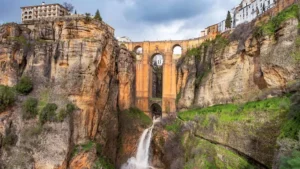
0,3 -> 300,169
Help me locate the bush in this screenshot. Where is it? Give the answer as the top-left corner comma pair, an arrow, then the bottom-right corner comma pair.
66,103 -> 76,114
39,103 -> 58,124
280,151 -> 300,169
84,13 -> 92,23
22,98 -> 38,120
93,156 -> 114,169
57,103 -> 76,122
16,76 -> 33,95
57,109 -> 67,122
0,85 -> 16,112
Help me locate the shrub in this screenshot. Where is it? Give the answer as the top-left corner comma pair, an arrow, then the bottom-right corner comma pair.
0,85 -> 16,112
22,98 -> 38,120
57,108 -> 67,122
93,156 -> 114,169
16,76 -> 33,95
66,103 -> 76,114
39,103 -> 58,124
280,151 -> 300,169
84,13 -> 92,23
57,103 -> 76,122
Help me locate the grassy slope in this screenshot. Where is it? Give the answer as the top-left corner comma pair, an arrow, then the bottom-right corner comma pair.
183,133 -> 254,169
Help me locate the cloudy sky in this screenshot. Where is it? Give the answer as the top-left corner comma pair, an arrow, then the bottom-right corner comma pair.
0,0 -> 240,41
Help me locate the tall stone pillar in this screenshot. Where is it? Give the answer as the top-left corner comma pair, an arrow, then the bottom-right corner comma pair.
135,51 -> 150,113
162,51 -> 176,115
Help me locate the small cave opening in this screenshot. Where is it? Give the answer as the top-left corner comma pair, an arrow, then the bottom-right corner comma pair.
151,103 -> 162,118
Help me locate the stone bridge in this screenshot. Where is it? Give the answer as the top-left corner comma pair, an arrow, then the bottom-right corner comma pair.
123,36 -> 211,116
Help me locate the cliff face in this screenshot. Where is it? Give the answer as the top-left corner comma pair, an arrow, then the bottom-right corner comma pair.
177,18 -> 300,109
158,17 -> 300,169
0,18 -> 135,169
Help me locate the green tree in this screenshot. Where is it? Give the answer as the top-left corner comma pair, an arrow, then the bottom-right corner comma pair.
94,9 -> 102,21
225,11 -> 232,29
75,10 -> 77,14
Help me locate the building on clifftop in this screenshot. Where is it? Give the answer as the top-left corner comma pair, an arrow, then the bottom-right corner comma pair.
21,2 -> 69,23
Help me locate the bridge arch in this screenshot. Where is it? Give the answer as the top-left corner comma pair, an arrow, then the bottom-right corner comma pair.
150,103 -> 162,118
133,45 -> 143,54
172,44 -> 182,55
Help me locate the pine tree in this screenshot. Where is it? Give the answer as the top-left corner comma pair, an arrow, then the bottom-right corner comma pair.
94,9 -> 102,21
75,10 -> 77,14
225,11 -> 232,29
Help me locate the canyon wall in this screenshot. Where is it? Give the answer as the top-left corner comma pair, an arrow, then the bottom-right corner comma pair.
0,18 -> 135,169
177,18 -> 300,110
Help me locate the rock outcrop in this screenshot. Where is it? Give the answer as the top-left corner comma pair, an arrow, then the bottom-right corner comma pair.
177,18 -> 300,110
0,18 -> 135,168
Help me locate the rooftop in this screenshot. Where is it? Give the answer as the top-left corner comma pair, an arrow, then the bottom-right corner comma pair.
20,3 -> 66,10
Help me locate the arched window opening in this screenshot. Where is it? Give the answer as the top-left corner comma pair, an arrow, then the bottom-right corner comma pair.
135,46 -> 143,54
173,45 -> 182,55
152,54 -> 163,98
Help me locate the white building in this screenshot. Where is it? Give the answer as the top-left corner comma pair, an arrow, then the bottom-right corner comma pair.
218,20 -> 226,33
117,36 -> 132,43
200,28 -> 208,37
233,0 -> 276,26
21,2 -> 69,23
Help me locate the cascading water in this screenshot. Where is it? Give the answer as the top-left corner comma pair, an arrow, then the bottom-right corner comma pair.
121,118 -> 160,169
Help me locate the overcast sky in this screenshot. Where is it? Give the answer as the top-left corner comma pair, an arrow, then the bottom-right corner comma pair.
0,0 -> 240,41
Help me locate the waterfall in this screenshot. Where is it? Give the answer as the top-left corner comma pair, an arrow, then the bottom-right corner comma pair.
121,118 -> 160,169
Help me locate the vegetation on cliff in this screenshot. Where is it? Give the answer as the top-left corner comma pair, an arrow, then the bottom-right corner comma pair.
280,150 -> 300,169
22,98 -> 38,120
253,4 -> 300,38
0,85 -> 16,112
71,141 -> 114,169
178,96 -> 290,123
280,92 -> 300,140
15,76 -> 33,95
183,133 -> 254,169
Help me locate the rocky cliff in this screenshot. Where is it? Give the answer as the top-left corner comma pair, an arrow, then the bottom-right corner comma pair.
0,18 -> 136,169
158,6 -> 300,169
177,17 -> 300,110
